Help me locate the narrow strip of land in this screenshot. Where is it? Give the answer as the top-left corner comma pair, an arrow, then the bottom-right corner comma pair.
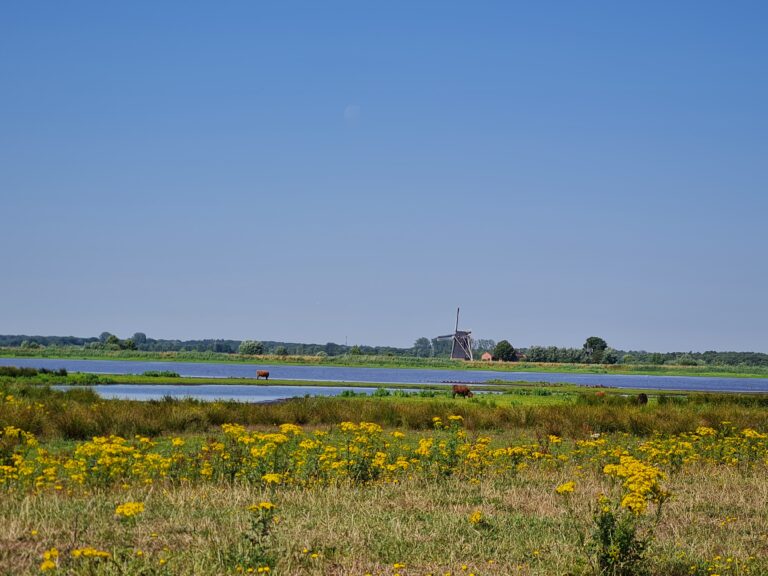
2,348 -> 768,378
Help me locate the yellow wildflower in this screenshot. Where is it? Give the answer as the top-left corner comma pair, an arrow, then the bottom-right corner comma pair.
115,501 -> 145,519
71,547 -> 110,559
555,481 -> 576,495
279,423 -> 303,435
261,473 -> 282,484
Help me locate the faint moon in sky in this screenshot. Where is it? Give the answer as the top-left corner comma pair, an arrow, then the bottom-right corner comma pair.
344,104 -> 361,121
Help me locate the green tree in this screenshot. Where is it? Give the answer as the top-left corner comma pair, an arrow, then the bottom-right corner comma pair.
473,339 -> 496,354
525,345 -> 546,362
431,338 -> 452,358
412,337 -> 432,358
274,346 -> 288,356
583,336 -> 608,364
602,347 -> 618,365
239,340 -> 264,355
493,340 -> 517,362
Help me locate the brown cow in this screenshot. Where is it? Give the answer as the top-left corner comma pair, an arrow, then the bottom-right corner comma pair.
452,384 -> 473,398
256,370 -> 270,380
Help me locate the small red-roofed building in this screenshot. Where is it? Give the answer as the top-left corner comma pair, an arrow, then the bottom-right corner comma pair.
481,352 -> 493,361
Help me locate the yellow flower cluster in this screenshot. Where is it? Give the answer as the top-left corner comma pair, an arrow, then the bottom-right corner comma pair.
71,547 -> 110,559
248,501 -> 276,512
603,454 -> 667,514
115,501 -> 145,519
468,510 -> 484,525
39,548 -> 58,572
639,425 -> 768,471
555,481 -> 575,495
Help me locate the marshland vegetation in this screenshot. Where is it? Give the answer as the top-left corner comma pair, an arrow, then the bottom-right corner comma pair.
3,370 -> 768,575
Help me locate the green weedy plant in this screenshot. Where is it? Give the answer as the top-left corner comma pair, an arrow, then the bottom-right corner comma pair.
227,502 -> 277,572
427,416 -> 464,478
590,497 -> 649,576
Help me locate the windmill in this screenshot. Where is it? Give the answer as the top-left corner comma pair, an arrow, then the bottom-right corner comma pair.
436,308 -> 473,361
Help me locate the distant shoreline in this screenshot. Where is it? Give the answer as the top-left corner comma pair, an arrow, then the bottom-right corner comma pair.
2,348 -> 768,379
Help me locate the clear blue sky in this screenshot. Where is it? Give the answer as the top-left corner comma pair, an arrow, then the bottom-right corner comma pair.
2,2 -> 766,352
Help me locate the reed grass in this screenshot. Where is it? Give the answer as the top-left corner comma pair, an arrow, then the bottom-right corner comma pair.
4,382 -> 768,442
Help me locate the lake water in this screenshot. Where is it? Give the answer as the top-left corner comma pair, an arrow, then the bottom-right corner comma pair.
4,357 -> 768,393
53,384 -> 385,402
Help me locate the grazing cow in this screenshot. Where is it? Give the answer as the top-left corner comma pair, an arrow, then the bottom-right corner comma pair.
636,393 -> 648,405
256,370 -> 270,380
452,384 -> 473,398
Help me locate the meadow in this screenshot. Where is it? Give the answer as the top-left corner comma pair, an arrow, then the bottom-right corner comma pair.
2,380 -> 768,575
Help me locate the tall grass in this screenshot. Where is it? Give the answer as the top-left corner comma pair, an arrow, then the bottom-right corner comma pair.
4,383 -> 768,442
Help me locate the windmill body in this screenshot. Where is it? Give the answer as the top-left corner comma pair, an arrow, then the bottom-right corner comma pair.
436,308 -> 473,361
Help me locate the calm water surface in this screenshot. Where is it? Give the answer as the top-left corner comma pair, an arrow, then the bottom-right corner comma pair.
6,357 -> 768,393
53,384 -> 384,402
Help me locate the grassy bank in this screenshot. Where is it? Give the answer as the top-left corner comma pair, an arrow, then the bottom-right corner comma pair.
3,380 -> 768,442
3,347 -> 768,378
11,369 -> 673,397
1,366 -> 710,402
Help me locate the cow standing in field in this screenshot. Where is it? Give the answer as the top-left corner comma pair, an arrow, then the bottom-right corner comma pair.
452,384 -> 473,398
256,370 -> 270,380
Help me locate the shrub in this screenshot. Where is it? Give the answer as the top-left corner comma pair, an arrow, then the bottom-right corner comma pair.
0,366 -> 39,377
238,341 -> 264,355
591,502 -> 649,576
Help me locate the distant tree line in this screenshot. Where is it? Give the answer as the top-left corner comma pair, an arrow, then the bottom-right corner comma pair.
618,350 -> 768,367
0,333 -> 418,358
0,335 -> 99,348
2,332 -> 768,367
523,340 -> 618,364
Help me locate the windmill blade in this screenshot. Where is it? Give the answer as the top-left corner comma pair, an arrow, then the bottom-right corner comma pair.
436,334 -> 455,340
